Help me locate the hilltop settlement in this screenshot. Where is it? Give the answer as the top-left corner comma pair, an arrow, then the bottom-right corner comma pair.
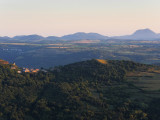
0,59 -> 42,73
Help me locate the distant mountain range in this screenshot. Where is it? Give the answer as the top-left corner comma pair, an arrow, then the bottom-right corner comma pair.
1,28 -> 160,42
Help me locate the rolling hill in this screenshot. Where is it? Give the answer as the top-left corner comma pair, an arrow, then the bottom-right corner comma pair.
0,59 -> 160,119
61,32 -> 109,40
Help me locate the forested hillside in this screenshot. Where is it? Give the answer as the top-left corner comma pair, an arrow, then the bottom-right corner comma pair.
0,59 -> 160,120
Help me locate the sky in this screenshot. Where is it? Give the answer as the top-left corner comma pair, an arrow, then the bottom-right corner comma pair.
0,0 -> 160,37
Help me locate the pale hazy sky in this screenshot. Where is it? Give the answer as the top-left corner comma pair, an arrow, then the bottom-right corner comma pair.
1,0 -> 160,37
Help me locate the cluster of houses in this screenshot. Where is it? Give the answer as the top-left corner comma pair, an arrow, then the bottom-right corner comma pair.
0,59 -> 41,74
11,63 -> 40,73
22,68 -> 40,73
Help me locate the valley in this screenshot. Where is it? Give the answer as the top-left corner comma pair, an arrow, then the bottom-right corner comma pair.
0,39 -> 160,68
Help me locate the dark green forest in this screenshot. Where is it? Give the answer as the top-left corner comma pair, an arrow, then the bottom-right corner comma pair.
0,59 -> 160,120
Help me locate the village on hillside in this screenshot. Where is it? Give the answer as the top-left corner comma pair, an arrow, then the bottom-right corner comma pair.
0,59 -> 47,73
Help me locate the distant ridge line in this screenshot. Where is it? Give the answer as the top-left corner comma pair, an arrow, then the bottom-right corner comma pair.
1,28 -> 160,41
